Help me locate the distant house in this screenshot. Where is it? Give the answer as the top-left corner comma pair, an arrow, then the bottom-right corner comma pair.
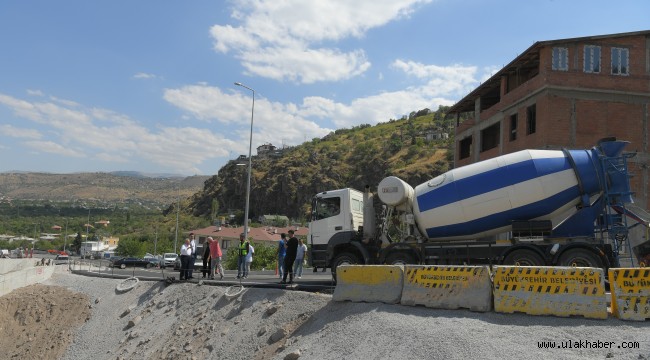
423,129 -> 449,141
95,220 -> 110,227
447,29 -> 650,210
257,143 -> 277,156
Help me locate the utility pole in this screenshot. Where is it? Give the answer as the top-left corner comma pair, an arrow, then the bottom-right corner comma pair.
64,218 -> 68,252
174,186 -> 180,253
85,208 -> 90,258
154,224 -> 158,256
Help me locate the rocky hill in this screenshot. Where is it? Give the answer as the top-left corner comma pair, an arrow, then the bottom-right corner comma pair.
0,172 -> 210,209
184,107 -> 455,221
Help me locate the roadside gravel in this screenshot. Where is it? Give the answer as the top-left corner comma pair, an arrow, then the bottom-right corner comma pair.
42,272 -> 649,360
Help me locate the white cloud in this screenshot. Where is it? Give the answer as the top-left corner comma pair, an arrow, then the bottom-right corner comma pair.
26,89 -> 44,97
163,84 -> 333,148
391,59 -> 478,96
24,140 -> 85,158
0,92 -> 236,175
0,125 -> 42,139
211,0 -> 432,83
133,72 -> 157,79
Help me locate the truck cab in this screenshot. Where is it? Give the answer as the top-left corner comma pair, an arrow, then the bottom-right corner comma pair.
309,188 -> 370,271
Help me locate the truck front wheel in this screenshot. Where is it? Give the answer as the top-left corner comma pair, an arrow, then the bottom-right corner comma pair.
331,252 -> 360,283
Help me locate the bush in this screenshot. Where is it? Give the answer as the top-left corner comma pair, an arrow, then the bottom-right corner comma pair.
224,241 -> 281,271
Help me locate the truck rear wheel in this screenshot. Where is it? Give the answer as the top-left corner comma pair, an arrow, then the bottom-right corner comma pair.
331,252 -> 360,283
503,249 -> 545,266
385,252 -> 416,265
557,248 -> 603,268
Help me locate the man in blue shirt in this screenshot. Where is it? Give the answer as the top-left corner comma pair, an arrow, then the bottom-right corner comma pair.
277,233 -> 287,279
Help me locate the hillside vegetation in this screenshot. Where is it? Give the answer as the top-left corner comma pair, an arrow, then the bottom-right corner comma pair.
185,106 -> 455,223
0,172 -> 209,209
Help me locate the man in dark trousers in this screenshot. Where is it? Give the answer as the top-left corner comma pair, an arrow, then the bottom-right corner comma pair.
281,229 -> 299,284
237,233 -> 250,279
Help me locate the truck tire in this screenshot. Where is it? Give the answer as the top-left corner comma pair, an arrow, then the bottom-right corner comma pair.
557,248 -> 603,268
385,252 -> 416,265
503,249 -> 545,266
120,263 -> 126,269
331,252 -> 360,283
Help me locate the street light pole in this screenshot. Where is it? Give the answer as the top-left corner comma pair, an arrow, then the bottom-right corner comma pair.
64,218 -> 68,253
234,82 -> 255,240
174,186 -> 180,253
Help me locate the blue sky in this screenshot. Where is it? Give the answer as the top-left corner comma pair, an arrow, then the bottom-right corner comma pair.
1,0 -> 648,176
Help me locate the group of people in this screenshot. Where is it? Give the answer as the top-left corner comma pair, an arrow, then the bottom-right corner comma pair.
277,230 -> 308,284
179,233 -> 225,281
180,230 -> 307,283
179,233 -> 196,280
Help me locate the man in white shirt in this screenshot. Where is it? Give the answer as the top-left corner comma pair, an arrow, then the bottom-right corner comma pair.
188,233 -> 197,279
180,238 -> 192,281
294,238 -> 308,278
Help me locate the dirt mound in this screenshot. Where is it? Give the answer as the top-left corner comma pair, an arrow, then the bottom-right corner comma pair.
0,284 -> 90,359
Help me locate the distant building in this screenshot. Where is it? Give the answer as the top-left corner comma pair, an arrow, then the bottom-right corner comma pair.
423,129 -> 449,141
257,143 -> 277,155
448,30 -> 650,210
95,220 -> 110,227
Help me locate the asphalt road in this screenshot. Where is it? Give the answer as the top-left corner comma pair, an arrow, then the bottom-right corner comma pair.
67,258 -> 336,293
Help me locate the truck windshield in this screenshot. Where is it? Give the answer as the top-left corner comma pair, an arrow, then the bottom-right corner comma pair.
314,197 -> 341,220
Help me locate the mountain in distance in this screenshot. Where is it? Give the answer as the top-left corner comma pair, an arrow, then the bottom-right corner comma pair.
0,171 -> 211,209
109,171 -> 190,179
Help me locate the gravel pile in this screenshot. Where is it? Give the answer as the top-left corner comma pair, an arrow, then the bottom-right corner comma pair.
43,272 -> 649,360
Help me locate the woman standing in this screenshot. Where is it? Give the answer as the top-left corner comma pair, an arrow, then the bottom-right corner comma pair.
245,243 -> 255,278
294,238 -> 308,278
209,237 -> 224,280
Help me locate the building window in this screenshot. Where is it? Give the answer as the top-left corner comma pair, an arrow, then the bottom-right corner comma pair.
459,137 -> 472,160
526,104 -> 536,135
509,114 -> 518,141
552,47 -> 568,71
222,239 -> 231,249
583,45 -> 601,73
611,47 -> 629,75
480,123 -> 500,152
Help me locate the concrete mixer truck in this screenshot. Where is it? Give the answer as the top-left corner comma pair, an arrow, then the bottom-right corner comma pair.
308,138 -> 647,278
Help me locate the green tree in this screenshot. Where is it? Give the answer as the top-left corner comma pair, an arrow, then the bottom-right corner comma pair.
73,232 -> 82,254
115,237 -> 146,257
224,241 -> 299,272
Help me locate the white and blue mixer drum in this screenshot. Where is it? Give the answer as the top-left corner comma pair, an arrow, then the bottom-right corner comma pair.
382,140 -> 630,241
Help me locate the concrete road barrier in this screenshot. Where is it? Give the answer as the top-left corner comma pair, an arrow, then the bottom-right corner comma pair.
333,265 -> 403,304
608,268 -> 650,321
493,266 -> 607,319
400,265 -> 492,312
0,259 -> 56,297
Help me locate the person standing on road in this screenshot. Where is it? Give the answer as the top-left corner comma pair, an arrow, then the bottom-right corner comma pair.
201,238 -> 211,278
246,243 -> 255,277
277,233 -> 287,279
281,230 -> 299,284
294,238 -> 308,278
209,236 -> 224,280
237,233 -> 250,279
188,233 -> 197,279
180,238 -> 192,281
